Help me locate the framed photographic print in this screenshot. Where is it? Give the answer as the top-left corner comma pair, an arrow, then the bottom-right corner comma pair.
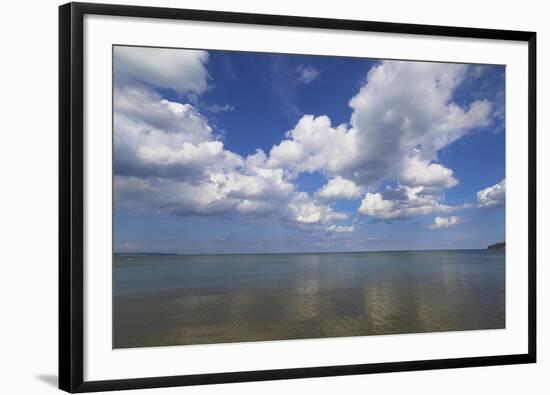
59,2 -> 536,392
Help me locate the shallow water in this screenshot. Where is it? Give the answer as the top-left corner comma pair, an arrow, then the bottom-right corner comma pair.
113,250 -> 505,348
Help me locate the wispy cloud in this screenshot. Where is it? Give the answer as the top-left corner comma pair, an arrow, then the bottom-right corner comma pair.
201,103 -> 235,113
295,64 -> 320,84
267,55 -> 301,121
114,242 -> 142,252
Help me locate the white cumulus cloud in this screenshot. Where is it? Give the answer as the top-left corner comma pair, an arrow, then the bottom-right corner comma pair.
399,155 -> 458,188
114,46 -> 210,94
266,60 -> 492,194
429,216 -> 464,229
358,185 -> 453,221
477,179 -> 506,208
316,177 -> 363,201
266,115 -> 358,177
115,84 -> 213,143
113,69 -> 351,232
113,86 -> 241,182
348,60 -> 492,186
285,192 -> 349,225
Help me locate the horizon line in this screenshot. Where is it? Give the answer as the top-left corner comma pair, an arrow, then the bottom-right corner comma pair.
113,246 -> 505,257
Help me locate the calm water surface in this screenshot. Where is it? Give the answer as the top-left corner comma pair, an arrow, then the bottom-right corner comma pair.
113,250 -> 505,348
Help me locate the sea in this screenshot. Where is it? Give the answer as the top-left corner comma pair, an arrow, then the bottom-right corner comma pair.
113,249 -> 505,348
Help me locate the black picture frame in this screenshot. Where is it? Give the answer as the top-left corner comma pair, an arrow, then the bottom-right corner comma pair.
59,2 -> 537,392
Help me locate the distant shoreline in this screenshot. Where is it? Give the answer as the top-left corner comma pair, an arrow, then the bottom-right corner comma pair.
114,248 -> 505,258
487,242 -> 506,250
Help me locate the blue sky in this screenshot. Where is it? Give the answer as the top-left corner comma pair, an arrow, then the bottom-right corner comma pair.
113,46 -> 505,254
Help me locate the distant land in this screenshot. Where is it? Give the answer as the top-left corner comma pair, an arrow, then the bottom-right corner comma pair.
487,242 -> 505,250
114,252 -> 178,256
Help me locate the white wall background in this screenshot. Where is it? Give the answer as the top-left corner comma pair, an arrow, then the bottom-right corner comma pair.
0,0 -> 546,393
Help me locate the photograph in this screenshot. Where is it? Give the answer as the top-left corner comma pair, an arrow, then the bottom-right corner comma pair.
112,45 -> 506,349
0,0 -> 544,393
